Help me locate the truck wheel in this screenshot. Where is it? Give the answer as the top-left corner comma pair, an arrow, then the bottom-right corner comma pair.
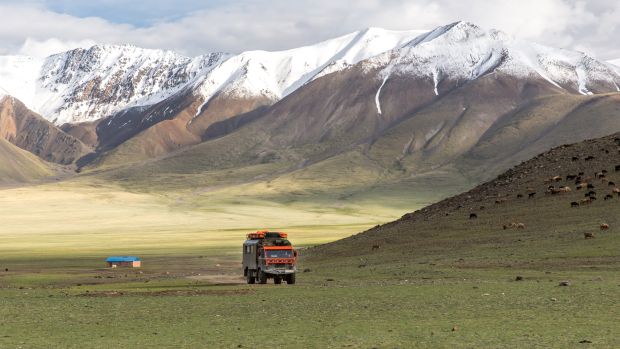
246,269 -> 255,284
274,276 -> 282,284
258,269 -> 268,284
286,273 -> 296,285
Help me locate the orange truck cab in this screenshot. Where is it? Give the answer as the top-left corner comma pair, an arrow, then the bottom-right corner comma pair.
242,231 -> 297,284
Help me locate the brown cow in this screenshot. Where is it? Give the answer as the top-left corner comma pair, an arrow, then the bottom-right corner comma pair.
584,232 -> 595,239
600,223 -> 610,230
516,223 -> 525,229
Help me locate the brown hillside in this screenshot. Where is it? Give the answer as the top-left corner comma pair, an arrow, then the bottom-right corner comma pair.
0,97 -> 91,164
308,132 -> 620,265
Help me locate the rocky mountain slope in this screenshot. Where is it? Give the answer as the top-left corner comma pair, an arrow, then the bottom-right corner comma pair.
1,22 -> 620,196
93,23 -> 620,205
0,96 -> 90,164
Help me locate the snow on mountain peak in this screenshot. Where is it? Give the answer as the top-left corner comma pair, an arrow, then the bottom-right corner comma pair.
192,27 -> 425,114
364,22 -> 620,96
0,23 -> 618,125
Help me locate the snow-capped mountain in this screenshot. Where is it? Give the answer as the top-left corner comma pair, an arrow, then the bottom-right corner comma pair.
1,22 -> 618,127
191,27 -> 425,114
0,46 -> 230,124
0,28 -> 423,125
364,22 -> 620,104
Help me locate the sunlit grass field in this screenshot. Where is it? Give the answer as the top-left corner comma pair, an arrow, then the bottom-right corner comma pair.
0,180 -> 407,258
1,163 -> 618,348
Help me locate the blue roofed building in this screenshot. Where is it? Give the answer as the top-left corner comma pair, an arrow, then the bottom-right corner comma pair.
106,256 -> 141,268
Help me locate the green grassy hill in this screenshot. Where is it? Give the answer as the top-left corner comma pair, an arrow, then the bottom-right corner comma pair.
0,138 -> 54,184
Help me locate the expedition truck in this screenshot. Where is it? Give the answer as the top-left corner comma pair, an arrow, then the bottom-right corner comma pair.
242,231 -> 297,284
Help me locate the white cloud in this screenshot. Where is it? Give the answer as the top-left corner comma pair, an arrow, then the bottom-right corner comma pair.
0,0 -> 618,60
18,38 -> 97,58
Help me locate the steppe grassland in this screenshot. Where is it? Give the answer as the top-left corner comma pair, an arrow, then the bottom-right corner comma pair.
0,178 -> 419,258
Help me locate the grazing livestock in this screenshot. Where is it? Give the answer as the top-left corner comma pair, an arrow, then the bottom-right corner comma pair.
576,184 -> 584,190
372,245 -> 380,250
503,222 -> 524,230
495,198 -> 507,204
571,156 -> 579,161
566,174 -> 577,181
587,183 -> 595,189
469,213 -> 478,219
516,194 -> 523,198
528,192 -> 536,199
608,181 -> 616,187
585,191 -> 596,197
615,165 -> 620,172
558,186 -> 571,193
545,176 -> 562,184
600,223 -> 609,230
602,169 -> 608,174
604,194 -> 614,200
580,198 -> 592,205
584,232 -> 595,239
585,156 -> 595,161
578,172 -> 585,176
570,201 -> 580,207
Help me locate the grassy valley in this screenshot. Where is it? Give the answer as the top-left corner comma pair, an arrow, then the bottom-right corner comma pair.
1,133 -> 619,347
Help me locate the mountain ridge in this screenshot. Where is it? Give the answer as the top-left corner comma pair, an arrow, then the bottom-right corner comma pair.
1,22 -> 618,127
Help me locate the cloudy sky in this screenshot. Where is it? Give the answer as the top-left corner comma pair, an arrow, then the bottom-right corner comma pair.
1,0 -> 619,60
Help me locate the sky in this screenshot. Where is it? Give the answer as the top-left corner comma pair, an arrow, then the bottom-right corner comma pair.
0,0 -> 619,60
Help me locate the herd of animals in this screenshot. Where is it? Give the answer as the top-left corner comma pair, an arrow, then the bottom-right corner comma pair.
466,136 -> 620,240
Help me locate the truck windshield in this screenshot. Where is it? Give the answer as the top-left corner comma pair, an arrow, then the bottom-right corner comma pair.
266,250 -> 293,258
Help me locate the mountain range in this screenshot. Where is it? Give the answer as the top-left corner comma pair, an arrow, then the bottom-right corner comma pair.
1,21 -> 620,202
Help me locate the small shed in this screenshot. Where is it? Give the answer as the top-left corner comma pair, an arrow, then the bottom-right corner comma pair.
106,256 -> 141,268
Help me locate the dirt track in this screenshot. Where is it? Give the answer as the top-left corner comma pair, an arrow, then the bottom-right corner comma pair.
186,274 -> 246,285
